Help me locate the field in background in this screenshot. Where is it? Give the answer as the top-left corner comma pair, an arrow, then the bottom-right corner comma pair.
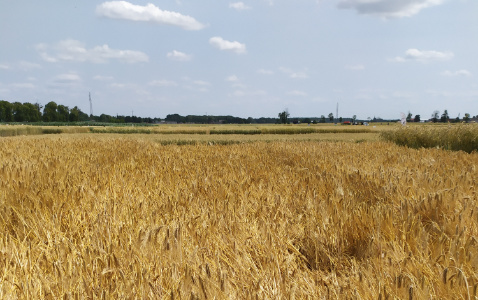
4,123 -> 476,150
1,134 -> 477,298
381,123 -> 478,153
0,123 -> 386,141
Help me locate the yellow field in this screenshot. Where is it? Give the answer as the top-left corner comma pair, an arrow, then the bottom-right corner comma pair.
1,134 -> 477,298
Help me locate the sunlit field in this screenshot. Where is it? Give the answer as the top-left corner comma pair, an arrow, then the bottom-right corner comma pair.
0,123 -> 386,140
1,132 -> 477,298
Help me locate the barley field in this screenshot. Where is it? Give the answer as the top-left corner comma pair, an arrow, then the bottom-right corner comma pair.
1,134 -> 477,298
381,123 -> 478,153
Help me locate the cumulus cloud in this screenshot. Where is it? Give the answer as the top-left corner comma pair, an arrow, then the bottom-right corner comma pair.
48,73 -> 82,90
149,80 -> 179,87
440,70 -> 472,77
230,89 -> 266,97
257,68 -> 274,75
393,48 -> 453,63
93,75 -> 114,81
229,2 -> 251,11
96,1 -> 205,30
288,90 -> 308,97
209,37 -> 246,54
225,75 -> 246,88
36,39 -> 148,64
279,67 -> 309,79
167,50 -> 192,62
54,73 -> 82,83
18,61 -> 42,71
345,64 -> 365,70
193,80 -> 211,86
338,0 -> 445,18
0,61 -> 41,71
226,75 -> 239,82
10,83 -> 36,89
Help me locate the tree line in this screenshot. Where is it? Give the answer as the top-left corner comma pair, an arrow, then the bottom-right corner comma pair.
0,100 -> 159,123
2,100 -> 475,125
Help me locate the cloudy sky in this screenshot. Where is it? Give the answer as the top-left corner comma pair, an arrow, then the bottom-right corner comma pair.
1,0 -> 476,119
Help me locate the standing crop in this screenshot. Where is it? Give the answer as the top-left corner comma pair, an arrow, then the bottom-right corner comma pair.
0,135 -> 477,298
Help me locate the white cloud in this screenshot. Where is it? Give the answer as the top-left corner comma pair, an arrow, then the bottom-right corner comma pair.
149,80 -> 178,87
257,68 -> 274,75
279,67 -> 309,79
36,39 -> 148,64
110,83 -> 128,89
226,75 -> 246,88
0,61 -> 41,71
229,2 -> 251,11
48,72 -> 82,90
181,78 -> 212,92
209,37 -> 246,54
230,89 -> 266,97
167,50 -> 192,62
96,1 -> 205,30
440,70 -> 472,77
226,75 -> 239,82
393,48 -> 453,63
345,64 -> 365,70
54,73 -> 82,83
10,83 -> 36,89
338,0 -> 445,19
18,61 -> 41,71
193,80 -> 211,86
288,90 -> 308,97
93,75 -> 114,81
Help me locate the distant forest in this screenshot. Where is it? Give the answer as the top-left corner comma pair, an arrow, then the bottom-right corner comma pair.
0,100 -> 346,124
0,100 -> 160,124
3,99 -> 472,125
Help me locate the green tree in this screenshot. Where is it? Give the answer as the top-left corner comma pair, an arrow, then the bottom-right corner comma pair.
78,109 -> 89,121
432,111 -> 439,123
406,112 -> 413,122
278,110 -> 290,124
352,115 -> 357,124
0,100 -> 14,122
414,115 -> 421,122
69,106 -> 81,122
440,110 -> 449,123
57,105 -> 69,122
23,102 -> 42,122
464,113 -> 471,123
328,113 -> 334,123
99,113 -> 114,122
12,102 -> 26,122
43,101 -> 58,122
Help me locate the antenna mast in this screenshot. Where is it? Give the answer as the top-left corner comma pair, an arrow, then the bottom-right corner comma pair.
89,92 -> 93,118
336,103 -> 338,124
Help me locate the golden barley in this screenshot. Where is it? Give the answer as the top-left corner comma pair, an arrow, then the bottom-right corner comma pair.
0,134 -> 477,298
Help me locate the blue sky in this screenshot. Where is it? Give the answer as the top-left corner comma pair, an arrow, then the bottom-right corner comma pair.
1,0 -> 476,119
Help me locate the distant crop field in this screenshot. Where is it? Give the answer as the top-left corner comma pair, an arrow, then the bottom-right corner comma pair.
0,123 -> 386,142
1,134 -> 477,298
381,123 -> 478,153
